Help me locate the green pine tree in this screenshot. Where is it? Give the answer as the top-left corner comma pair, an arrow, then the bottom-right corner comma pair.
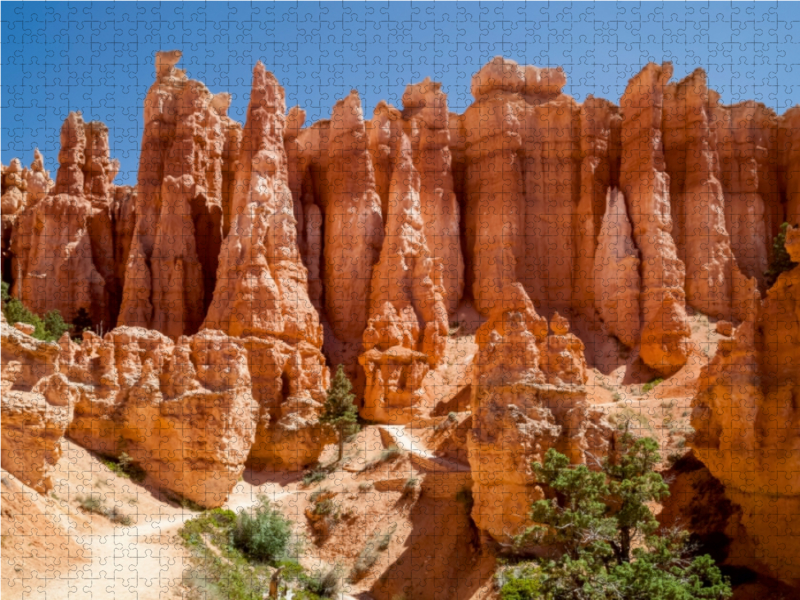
319,365 -> 360,463
72,307 -> 94,336
764,222 -> 798,288
508,429 -> 732,600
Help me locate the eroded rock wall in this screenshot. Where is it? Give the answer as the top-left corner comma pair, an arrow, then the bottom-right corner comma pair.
467,283 -> 615,546
691,228 -> 800,586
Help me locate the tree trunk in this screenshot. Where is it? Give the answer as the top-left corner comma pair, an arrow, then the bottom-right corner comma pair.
337,435 -> 344,462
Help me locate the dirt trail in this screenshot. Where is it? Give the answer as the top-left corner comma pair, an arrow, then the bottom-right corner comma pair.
379,425 -> 470,472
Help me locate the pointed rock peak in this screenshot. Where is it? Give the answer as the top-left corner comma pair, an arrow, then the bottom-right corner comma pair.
402,76 -> 444,109
210,92 -> 231,115
155,50 -> 182,78
250,62 -> 285,112
285,105 -> 306,135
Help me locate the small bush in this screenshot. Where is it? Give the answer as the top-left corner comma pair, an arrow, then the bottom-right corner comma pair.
455,487 -> 474,511
402,477 -> 419,497
232,495 -> 292,562
358,482 -> 373,492
101,452 -> 147,483
765,222 -> 798,287
612,391 -> 622,402
107,506 -> 133,526
301,564 -> 342,597
303,467 -> 328,487
77,494 -> 106,516
643,377 -> 665,393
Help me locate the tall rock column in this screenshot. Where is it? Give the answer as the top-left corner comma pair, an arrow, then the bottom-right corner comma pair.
403,77 -> 464,314
574,97 -> 621,320
11,113 -> 121,326
594,188 -> 641,347
462,58 -> 524,315
619,63 -> 691,374
119,51 -> 236,336
663,69 -> 749,320
203,63 -> 330,472
714,102 -> 775,288
467,283 -> 615,546
325,91 -> 384,341
780,106 -> 800,226
359,135 -> 449,423
691,227 -> 800,586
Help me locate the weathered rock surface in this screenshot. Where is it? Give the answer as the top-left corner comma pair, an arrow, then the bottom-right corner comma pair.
119,50 -> 239,337
10,114 -> 129,327
691,227 -> 800,586
619,63 -> 692,374
593,188 -> 641,346
1,320 -> 75,493
360,135 -> 449,422
467,283 -> 615,546
204,62 -> 322,348
664,69 -> 753,321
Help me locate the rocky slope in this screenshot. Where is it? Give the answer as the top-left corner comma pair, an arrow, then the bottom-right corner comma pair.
2,51 -> 799,592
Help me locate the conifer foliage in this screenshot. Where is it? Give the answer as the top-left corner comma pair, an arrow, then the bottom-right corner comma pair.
319,365 -> 360,463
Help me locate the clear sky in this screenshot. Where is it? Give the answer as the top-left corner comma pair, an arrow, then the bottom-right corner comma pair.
3,1 -> 799,186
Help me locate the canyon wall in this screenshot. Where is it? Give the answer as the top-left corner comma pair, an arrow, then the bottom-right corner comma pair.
690,226 -> 800,587
2,53 -> 799,538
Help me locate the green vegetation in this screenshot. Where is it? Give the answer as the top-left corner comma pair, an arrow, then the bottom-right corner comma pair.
76,493 -> 132,526
455,487 -> 474,512
765,222 -> 798,287
179,504 -> 321,600
302,466 -> 330,487
1,281 -> 72,342
642,377 -> 664,393
100,452 -> 147,483
366,444 -> 405,469
318,365 -> 360,463
507,430 -> 732,600
402,477 -> 419,497
232,495 -> 293,562
72,307 -> 94,337
358,481 -> 373,492
162,490 -> 205,512
301,564 -> 342,598
351,524 -> 396,580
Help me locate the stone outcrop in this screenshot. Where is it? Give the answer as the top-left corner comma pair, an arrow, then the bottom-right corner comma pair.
402,77 -> 464,315
10,114 -> 130,327
1,319 -> 75,493
467,283 -> 615,546
593,188 -> 641,347
619,63 -> 692,374
324,90 -> 384,341
1,151 -> 54,280
119,50 -> 240,337
359,135 -> 449,422
691,227 -> 800,586
663,70 -> 752,321
62,324 -> 330,505
203,62 -> 321,348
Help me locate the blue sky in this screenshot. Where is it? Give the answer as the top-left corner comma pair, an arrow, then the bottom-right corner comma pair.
3,1 -> 799,186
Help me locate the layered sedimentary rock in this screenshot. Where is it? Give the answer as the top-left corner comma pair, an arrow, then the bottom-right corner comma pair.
593,188 -> 641,346
10,114 -> 130,327
402,77 -> 464,314
360,135 -> 449,422
691,228 -> 800,585
663,70 -> 752,321
619,63 -> 692,374
1,319 -> 76,493
461,58 -> 525,315
467,283 -> 615,545
202,62 -> 332,471
715,102 -> 777,287
575,97 -> 621,320
780,106 -> 800,226
64,327 -> 257,507
119,50 -> 240,336
2,153 -> 53,279
324,91 -> 385,341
